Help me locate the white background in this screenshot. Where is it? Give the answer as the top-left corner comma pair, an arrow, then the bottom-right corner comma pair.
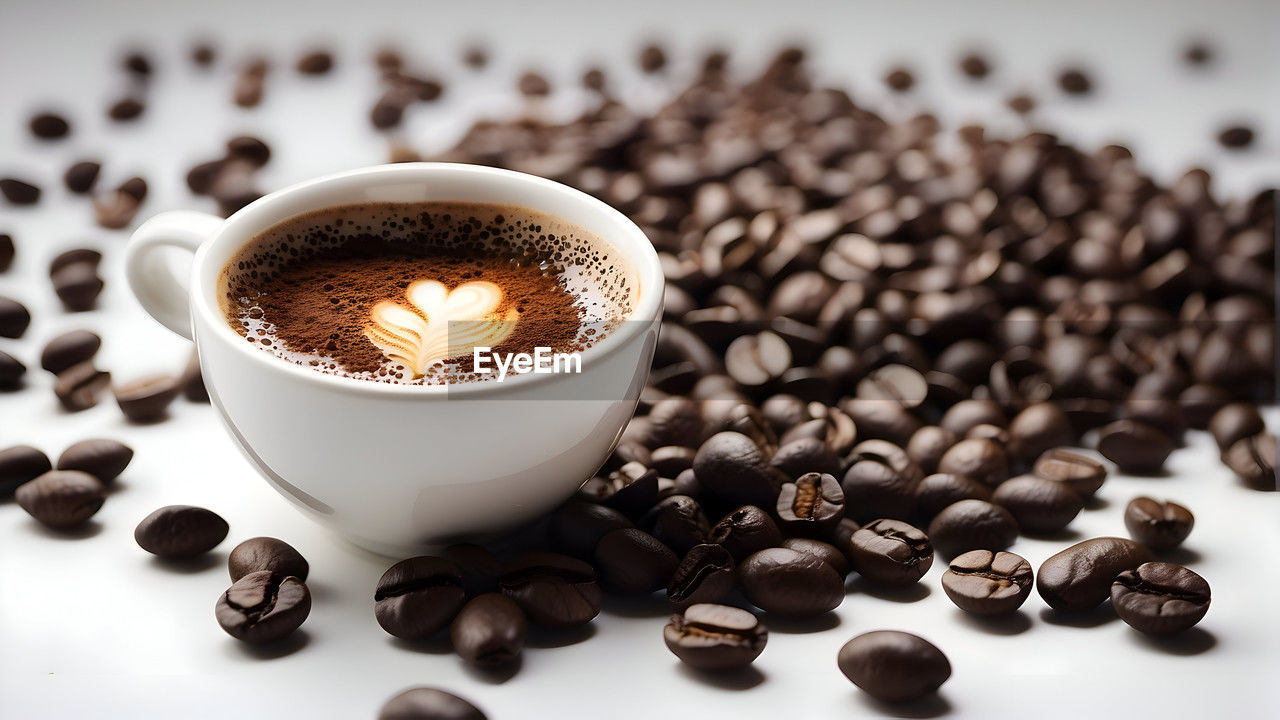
1,1 -> 1278,718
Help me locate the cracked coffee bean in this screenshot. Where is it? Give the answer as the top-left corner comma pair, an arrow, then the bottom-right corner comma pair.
53,362 -> 110,411
594,527 -> 678,593
216,571 -> 311,643
1111,562 -> 1210,635
737,547 -> 844,617
499,551 -> 601,629
1033,448 -> 1107,498
113,374 -> 180,422
0,445 -> 52,496
1123,496 -> 1194,550
849,518 -> 934,585
928,499 -> 1018,559
229,537 -> 309,582
134,505 -> 229,558
776,472 -> 844,534
378,687 -> 487,720
990,474 -> 1084,534
942,549 -> 1033,616
63,160 -> 101,194
451,593 -> 526,667
375,556 -> 467,640
667,543 -> 735,609
1037,537 -> 1153,612
0,296 -> 30,338
838,631 -> 950,703
57,438 -> 132,483
664,603 -> 767,671
15,470 -> 104,529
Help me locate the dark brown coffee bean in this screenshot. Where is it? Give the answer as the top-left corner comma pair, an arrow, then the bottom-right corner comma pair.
842,398 -> 922,445
51,262 -> 104,309
107,97 -> 145,121
1007,93 -> 1036,114
1007,403 -> 1074,463
233,73 -> 264,107
692,431 -> 782,508
776,472 -> 844,534
782,537 -> 850,577
438,544 -> 500,599
640,495 -> 709,555
216,571 -> 311,643
1183,40 -> 1212,66
906,426 -> 959,475
186,160 -> 225,195
938,438 -> 1009,487
649,445 -> 696,479
122,51 -> 152,77
49,250 -> 101,277
958,52 -> 991,79
1111,562 -> 1210,635
849,518 -> 934,585
1037,537 -> 1153,612
646,396 -> 703,447
30,112 -> 70,139
1123,496 -> 1193,550
838,631 -> 950,703
229,537 -> 309,582
378,686 -> 486,720
1222,433 -> 1276,489
1217,125 -> 1255,149
518,71 -> 551,97
461,44 -> 489,69
63,161 -> 101,194
296,50 -> 334,75
664,603 -> 766,670
1179,382 -> 1229,429
595,462 -> 660,518
667,543 -> 735,609
227,135 -> 271,166
884,67 -> 915,92
549,501 -> 632,558
113,374 -> 180,422
1058,68 -> 1092,94
53,363 -> 110,411
0,349 -> 22,390
375,556 -> 466,639
942,550 -> 1033,616
15,470 -> 104,528
2,177 -> 42,205
134,505 -> 229,558
371,91 -> 408,129
1209,403 -> 1265,452
209,160 -> 262,216
738,547 -> 844,616
0,445 -> 52,495
928,500 -> 1018,559
451,593 -> 526,667
0,233 -> 12,272
191,42 -> 216,67
709,505 -> 783,561
1032,448 -> 1107,497
724,331 -> 790,387
1097,420 -> 1174,475
914,472 -> 992,519
179,352 -> 209,402
499,551 -> 601,629
940,399 -> 1007,436
0,296 -> 30,338
92,190 -> 141,229
991,474 -> 1083,534
56,438 -> 132,483
594,527 -> 678,593
770,436 -> 840,478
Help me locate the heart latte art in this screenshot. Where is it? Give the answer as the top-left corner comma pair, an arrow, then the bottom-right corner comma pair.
364,280 -> 519,377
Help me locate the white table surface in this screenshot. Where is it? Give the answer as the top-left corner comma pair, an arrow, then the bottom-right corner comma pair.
1,1 -> 1277,718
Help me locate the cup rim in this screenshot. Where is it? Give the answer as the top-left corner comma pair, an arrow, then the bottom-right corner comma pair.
190,162 -> 664,398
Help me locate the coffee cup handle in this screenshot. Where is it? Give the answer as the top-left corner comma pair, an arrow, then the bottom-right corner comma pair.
125,210 -> 224,340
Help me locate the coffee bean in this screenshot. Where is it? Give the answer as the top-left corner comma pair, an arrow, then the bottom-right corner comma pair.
1058,68 -> 1093,94
113,374 -> 180,422
1037,537 -> 1154,612
216,571 -> 311,643
51,262 -> 104,308
906,426 -> 959,475
549,501 -> 633,558
56,438 -> 132,482
927,500 -> 1018,559
664,603 -> 766,670
598,461 -> 660,518
842,398 -> 922,445
738,547 -> 844,616
942,550 -> 1033,615
2,177 -> 42,205
849,518 -> 934,585
650,446 -> 696,477
0,296 -> 30,338
1123,496 -> 1193,550
646,396 -> 703,447
451,593 -> 526,667
499,551 -> 601,628
1032,448 -> 1107,497
229,537 -> 309,582
958,52 -> 991,79
15,470 -> 104,529
842,439 -> 923,522
581,67 -> 606,92
725,331 -> 791,387
134,505 -> 229,558
53,362 -> 111,411
884,67 -> 915,92
776,472 -> 843,534
191,42 -> 216,67
378,687 -> 487,720
49,251 -> 101,280
857,364 -> 928,409
234,72 -> 265,108
107,97 -> 145,121
914,473 -> 992,520
186,160 -> 225,195
708,505 -> 783,561
375,556 -> 466,639
1217,125 -> 1255,149
640,495 -> 709,554
937,438 -> 1009,487
838,631 -> 950,703
667,543 -> 736,608
1209,403 -> 1265,451
781,537 -> 850,576
0,445 -> 52,495
441,544 -> 501,598
179,352 -> 209,402
2,350 -> 27,390
1097,420 -> 1174,475
63,161 -> 101,194
517,71 -> 551,97
30,112 -> 70,139
1111,562 -> 1210,635
990,474 -> 1083,534
1222,433 -> 1276,489
769,437 -> 840,478
296,50 -> 334,75
461,43 -> 489,69
637,43 -> 667,74
692,431 -> 783,508
227,135 -> 271,166
1007,402 -> 1074,463
1007,93 -> 1036,114
0,233 -> 12,272
122,51 -> 152,77
1183,41 -> 1213,66
594,527 -> 678,593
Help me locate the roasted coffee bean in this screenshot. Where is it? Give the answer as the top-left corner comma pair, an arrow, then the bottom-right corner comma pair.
216,571 -> 311,643
63,160 -> 101,194
1123,497 -> 1194,550
56,438 -> 132,482
107,97 -> 145,121
724,331 -> 791,387
441,543 -> 501,598
667,543 -> 735,608
838,631 -> 950,703
1032,448 -> 1107,497
378,687 -> 487,720
0,233 -> 12,271
375,556 -> 467,639
940,399 -> 1006,436
451,593 -> 526,667
499,551 -> 600,628
1209,404 -> 1265,452
906,426 -> 959,475
646,396 -> 703,447
640,495 -> 709,555
883,67 -> 915,92
596,461 -> 661,518
226,135 -> 272,166
0,296 -> 30,338
51,262 -> 104,309
186,160 -> 225,195
233,72 -> 265,107
1037,537 -> 1153,612
958,52 -> 990,79
49,249 -> 101,277
928,500 -> 1018,559
769,437 -> 840,478
549,501 -> 632,558
842,398 -> 922,445
1,349 -> 27,390
842,439 -> 923,522
191,42 -> 216,67
1007,403 -> 1074,463
0,445 -> 52,495
179,352 -> 209,402
858,365 -> 928,409
0,178 -> 41,205
113,374 -> 180,422
53,363 -> 110,411
937,438 -> 1009,487
122,51 -> 152,76
650,445 -> 696,477
594,528 -> 678,593
638,43 -> 668,73
1121,397 -> 1185,443
1183,41 -> 1212,66
692,431 -> 782,508
849,519 -> 934,585
210,160 -> 262,216
15,470 -> 104,528
776,472 -> 844,534
517,71 -> 551,97
461,43 -> 489,69
30,112 -> 70,139
1058,68 -> 1092,94
134,505 -> 229,558
1222,433 -> 1276,489
991,474 -> 1084,534
1217,125 -> 1255,149
782,537 -> 850,576
914,473 -> 992,520
1111,562 -> 1210,635
229,537 -> 309,582
738,547 -> 844,616
942,550 -> 1033,616
296,50 -> 334,75
664,603 -> 766,670
709,505 -> 783,561
1097,420 -> 1174,475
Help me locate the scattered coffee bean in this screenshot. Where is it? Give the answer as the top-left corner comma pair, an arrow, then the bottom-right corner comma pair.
1058,67 -> 1092,94
227,135 -> 271,166
928,500 -> 1018,559
838,631 -> 950,703
849,518 -> 934,585
1183,41 -> 1212,66
738,547 -> 844,616
942,549 -> 1033,616
517,71 -> 551,97
63,161 -> 101,194
378,687 -> 487,720
122,51 -> 152,77
884,67 -> 915,92
781,537 -> 849,577
640,494 -> 709,554
29,112 -> 70,139
92,190 -> 141,229
500,551 -> 601,628
667,543 -> 736,608
1032,448 -> 1107,497
549,501 -> 633,558
113,374 -> 180,422
191,41 -> 216,67
709,505 -> 783,561
461,44 -> 489,69
2,350 -> 27,390
374,556 -> 467,639
134,505 -> 229,558
53,362 -> 111,411
1217,125 -> 1255,149
991,474 -> 1083,534
216,570 -> 311,643
842,439 -> 922,522
594,527 -> 678,593
1007,402 -> 1074,463
582,67 -> 606,92
958,52 -> 990,79
0,296 -> 30,338
1037,537 -> 1153,612
1111,562 -> 1210,635
1209,403 -> 1265,451
664,603 -> 766,670
639,44 -> 667,74
0,233 -> 12,271
938,438 -> 1009,487
776,472 -> 843,534
186,160 -> 225,195
15,470 -> 104,529
441,543 -> 501,598
229,537 -> 309,582
0,445 -> 53,495
906,426 -> 959,475
1007,93 -> 1036,114
450,593 -> 526,667
693,431 -> 782,508
914,472 -> 991,520
57,438 -> 133,482
1097,420 -> 1174,475
107,97 -> 145,122
725,331 -> 790,386
51,261 -> 104,308
1,177 -> 42,205
1222,433 -> 1276,490
296,50 -> 334,75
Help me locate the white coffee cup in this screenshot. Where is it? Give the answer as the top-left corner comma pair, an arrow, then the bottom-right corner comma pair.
125,163 -> 663,556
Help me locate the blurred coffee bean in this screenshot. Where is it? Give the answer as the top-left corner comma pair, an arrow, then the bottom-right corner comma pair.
53,363 -> 110,411
1217,125 -> 1255,149
0,445 -> 52,496
1097,420 -> 1174,475
906,426 -> 958,474
938,438 -> 1009,487
0,296 -> 30,338
884,67 -> 915,92
296,50 -> 334,75
179,352 -> 209,402
928,499 -> 1018,559
51,262 -> 104,309
30,111 -> 70,139
0,350 -> 27,390
1222,433 -> 1276,489
1,178 -> 41,205
724,331 -> 790,387
914,472 -> 992,520
770,437 -> 840,478
1209,404 -> 1265,452
1007,402 -> 1074,464
378,687 -> 487,720
107,97 -> 145,121
113,374 -> 180,422
1057,68 -> 1092,94
1032,448 -> 1107,497
63,160 -> 101,194
958,52 -> 991,79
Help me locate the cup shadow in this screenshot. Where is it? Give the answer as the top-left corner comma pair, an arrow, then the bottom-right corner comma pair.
952,608 -> 1032,636
229,629 -> 310,660
462,655 -> 522,684
676,663 -> 766,690
849,577 -> 931,603
27,518 -> 103,540
854,690 -> 952,718
1038,603 -> 1118,628
1127,627 -> 1217,656
150,553 -> 223,574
